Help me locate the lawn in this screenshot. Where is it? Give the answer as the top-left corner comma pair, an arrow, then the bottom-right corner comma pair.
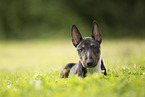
0,39 -> 145,97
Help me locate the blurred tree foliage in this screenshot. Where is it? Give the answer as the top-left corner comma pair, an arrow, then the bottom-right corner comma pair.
65,0 -> 145,38
0,0 -> 144,39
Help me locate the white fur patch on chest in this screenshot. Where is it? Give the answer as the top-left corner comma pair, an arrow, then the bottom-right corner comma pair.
86,56 -> 102,74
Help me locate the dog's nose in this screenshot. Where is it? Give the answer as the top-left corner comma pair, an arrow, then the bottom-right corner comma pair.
87,62 -> 93,66
86,60 -> 93,67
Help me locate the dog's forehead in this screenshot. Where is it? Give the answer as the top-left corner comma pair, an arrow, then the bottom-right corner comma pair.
77,37 -> 100,48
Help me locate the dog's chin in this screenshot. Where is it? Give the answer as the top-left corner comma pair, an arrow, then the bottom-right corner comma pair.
85,64 -> 97,68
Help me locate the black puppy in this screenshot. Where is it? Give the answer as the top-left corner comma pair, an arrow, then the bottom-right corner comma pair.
60,20 -> 107,78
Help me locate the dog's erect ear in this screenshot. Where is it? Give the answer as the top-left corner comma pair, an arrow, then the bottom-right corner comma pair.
71,25 -> 82,47
92,20 -> 102,44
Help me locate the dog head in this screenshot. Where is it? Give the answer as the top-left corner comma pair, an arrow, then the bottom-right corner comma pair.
71,20 -> 102,68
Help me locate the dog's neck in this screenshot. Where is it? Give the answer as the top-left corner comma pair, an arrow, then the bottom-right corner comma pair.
86,56 -> 102,74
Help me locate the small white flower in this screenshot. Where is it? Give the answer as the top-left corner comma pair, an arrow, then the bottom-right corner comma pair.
143,73 -> 145,75
7,85 -> 11,89
33,73 -> 39,79
134,64 -> 136,68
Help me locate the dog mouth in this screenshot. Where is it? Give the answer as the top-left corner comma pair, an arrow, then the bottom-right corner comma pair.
81,60 -> 97,68
81,57 -> 100,68
86,63 -> 97,68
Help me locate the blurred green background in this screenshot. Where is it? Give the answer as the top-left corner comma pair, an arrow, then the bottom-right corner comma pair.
0,0 -> 145,40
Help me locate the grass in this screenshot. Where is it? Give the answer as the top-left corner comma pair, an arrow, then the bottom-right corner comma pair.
0,39 -> 145,97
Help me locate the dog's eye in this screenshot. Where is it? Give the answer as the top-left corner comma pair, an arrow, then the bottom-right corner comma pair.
90,44 -> 97,49
93,45 -> 97,49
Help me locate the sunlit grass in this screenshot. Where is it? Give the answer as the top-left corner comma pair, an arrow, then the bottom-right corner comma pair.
0,39 -> 145,97
0,39 -> 144,72
0,40 -> 77,72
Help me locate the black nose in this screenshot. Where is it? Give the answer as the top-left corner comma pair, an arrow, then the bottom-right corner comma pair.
86,60 -> 93,66
87,62 -> 93,66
